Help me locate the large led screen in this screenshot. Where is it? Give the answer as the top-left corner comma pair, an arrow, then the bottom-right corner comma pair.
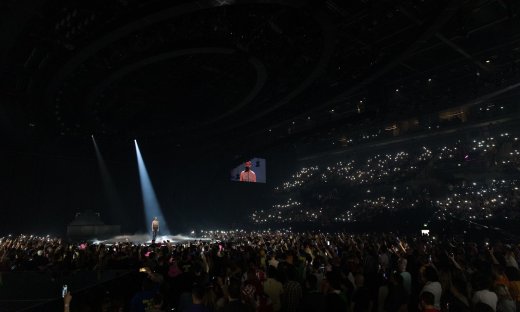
230,158 -> 266,183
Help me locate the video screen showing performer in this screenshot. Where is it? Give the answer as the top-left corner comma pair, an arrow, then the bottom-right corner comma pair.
240,161 -> 256,182
230,158 -> 266,183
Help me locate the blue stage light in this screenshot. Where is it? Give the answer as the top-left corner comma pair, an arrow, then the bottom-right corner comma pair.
134,140 -> 169,234
92,136 -> 123,224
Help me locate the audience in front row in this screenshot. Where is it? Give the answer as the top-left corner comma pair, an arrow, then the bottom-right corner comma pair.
2,232 -> 520,312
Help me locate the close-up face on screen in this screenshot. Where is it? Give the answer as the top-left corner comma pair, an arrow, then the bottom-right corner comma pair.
230,158 -> 266,183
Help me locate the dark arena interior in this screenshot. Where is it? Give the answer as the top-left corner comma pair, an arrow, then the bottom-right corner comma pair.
2,1 -> 520,311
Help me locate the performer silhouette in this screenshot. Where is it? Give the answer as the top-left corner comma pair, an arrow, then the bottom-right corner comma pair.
151,217 -> 159,243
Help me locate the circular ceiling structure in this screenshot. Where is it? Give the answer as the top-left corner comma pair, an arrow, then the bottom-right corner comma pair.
3,0 -> 505,155
45,0 -> 334,139
83,48 -> 267,136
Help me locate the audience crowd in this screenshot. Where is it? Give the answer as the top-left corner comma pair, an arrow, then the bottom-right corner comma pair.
253,132 -> 520,225
435,180 -> 520,221
2,232 -> 520,312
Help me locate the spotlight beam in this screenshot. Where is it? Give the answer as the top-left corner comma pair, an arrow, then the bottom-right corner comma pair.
92,136 -> 124,225
134,140 -> 169,235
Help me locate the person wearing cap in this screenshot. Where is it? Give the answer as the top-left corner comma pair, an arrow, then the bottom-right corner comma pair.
240,161 -> 257,182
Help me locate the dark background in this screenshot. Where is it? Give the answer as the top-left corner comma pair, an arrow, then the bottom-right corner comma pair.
1,0 -> 519,236
0,140 -> 299,236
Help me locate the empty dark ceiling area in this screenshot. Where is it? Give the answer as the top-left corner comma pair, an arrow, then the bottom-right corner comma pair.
0,0 -> 519,157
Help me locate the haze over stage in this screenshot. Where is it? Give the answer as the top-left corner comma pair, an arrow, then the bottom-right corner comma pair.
92,233 -> 211,245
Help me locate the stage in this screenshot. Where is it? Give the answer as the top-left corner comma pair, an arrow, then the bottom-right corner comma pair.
89,233 -> 211,244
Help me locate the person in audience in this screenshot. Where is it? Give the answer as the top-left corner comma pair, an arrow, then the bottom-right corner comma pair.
351,273 -> 372,312
445,274 -> 471,312
398,257 -> 412,297
131,277 -> 160,312
472,272 -> 498,311
263,266 -> 283,312
222,279 -> 252,312
504,267 -> 520,305
186,285 -> 211,312
419,291 -> 440,312
299,273 -> 324,312
282,267 -> 302,312
420,266 -> 442,310
384,272 -> 408,312
495,284 -> 516,312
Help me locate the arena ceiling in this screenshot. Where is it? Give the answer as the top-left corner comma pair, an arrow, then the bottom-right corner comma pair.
0,0 -> 519,156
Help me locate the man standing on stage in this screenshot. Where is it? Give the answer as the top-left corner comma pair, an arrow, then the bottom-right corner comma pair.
151,217 -> 159,243
239,161 -> 257,182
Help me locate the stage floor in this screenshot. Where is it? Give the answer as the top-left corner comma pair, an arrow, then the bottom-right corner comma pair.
91,233 -> 211,244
